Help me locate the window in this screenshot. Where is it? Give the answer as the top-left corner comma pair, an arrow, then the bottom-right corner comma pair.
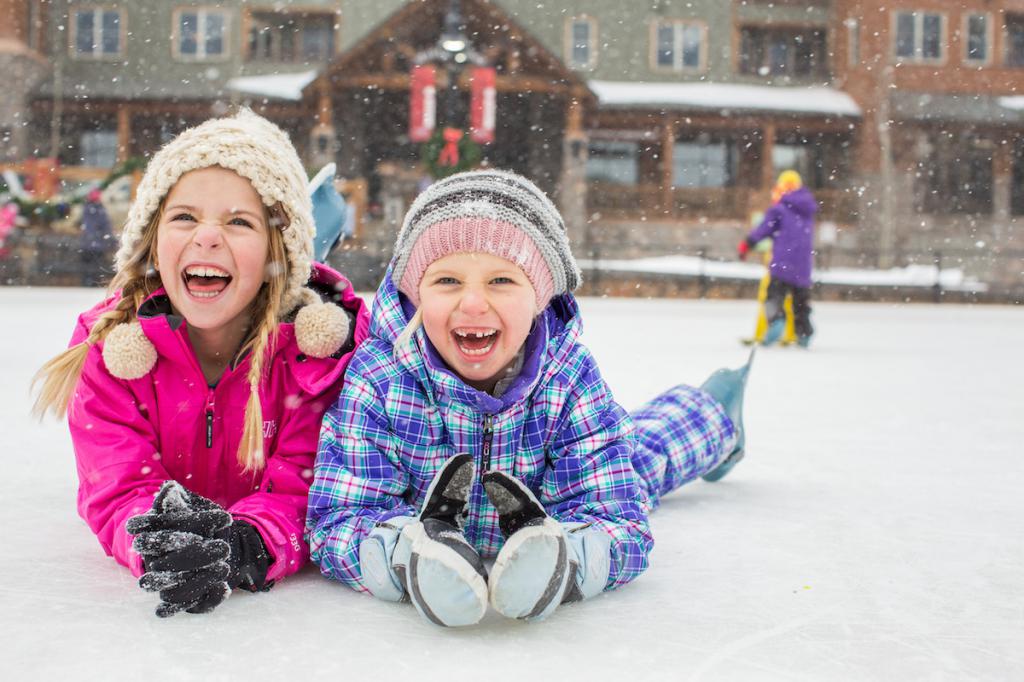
673,141 -> 737,188
920,134 -> 993,215
739,27 -> 827,78
248,12 -> 336,63
964,14 -> 989,64
652,20 -> 704,72
80,131 -> 118,168
845,18 -> 860,67
72,8 -> 122,58
773,142 -> 831,189
566,16 -> 597,70
175,8 -> 229,60
1007,14 -> 1024,67
773,144 -> 813,186
893,11 -> 944,62
586,141 -> 639,185
1010,141 -> 1024,215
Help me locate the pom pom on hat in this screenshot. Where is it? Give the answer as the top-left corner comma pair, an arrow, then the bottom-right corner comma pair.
293,288 -> 350,359
102,321 -> 158,380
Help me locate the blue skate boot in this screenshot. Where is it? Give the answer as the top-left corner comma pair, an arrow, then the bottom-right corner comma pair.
761,318 -> 785,347
701,349 -> 754,482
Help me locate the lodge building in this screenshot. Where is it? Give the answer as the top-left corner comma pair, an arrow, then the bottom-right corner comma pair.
2,0 -> 1023,289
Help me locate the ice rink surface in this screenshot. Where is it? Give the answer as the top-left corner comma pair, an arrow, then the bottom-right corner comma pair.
1,287 -> 1021,681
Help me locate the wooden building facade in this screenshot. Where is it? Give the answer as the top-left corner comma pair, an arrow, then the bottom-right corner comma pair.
3,0 -> 1024,287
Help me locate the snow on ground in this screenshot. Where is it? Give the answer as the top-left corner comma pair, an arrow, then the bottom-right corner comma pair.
1,287 -> 1022,681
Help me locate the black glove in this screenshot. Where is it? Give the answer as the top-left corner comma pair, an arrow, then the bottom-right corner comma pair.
216,520 -> 272,593
127,481 -> 232,618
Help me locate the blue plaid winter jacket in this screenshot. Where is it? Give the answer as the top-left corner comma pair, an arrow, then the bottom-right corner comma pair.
307,275 -> 652,593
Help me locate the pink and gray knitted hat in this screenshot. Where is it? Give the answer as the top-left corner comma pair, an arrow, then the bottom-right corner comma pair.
391,170 -> 581,308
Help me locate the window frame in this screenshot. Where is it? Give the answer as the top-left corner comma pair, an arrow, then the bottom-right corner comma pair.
891,10 -> 947,65
243,8 -> 340,63
649,19 -> 708,74
69,6 -> 125,61
672,139 -> 738,189
1004,13 -> 1024,67
172,6 -> 231,62
845,17 -> 860,68
738,24 -> 828,79
585,139 -> 641,186
963,12 -> 992,66
565,15 -> 598,71
79,129 -> 120,169
919,134 -> 994,216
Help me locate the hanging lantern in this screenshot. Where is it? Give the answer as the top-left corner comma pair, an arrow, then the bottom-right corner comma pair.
409,64 -> 437,142
469,66 -> 496,144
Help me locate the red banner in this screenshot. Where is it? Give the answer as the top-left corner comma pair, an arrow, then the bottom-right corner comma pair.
409,65 -> 437,142
469,66 -> 496,144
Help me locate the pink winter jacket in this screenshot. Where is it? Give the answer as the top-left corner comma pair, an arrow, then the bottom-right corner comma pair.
68,263 -> 369,582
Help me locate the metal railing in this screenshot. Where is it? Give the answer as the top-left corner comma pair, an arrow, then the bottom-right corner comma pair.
583,241 -> 1024,304
3,230 -> 1021,304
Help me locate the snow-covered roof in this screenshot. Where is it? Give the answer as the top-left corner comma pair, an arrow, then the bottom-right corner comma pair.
998,96 -> 1024,110
224,70 -> 318,101
590,80 -> 862,117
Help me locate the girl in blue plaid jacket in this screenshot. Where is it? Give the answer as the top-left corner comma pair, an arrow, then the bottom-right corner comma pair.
307,171 -> 749,627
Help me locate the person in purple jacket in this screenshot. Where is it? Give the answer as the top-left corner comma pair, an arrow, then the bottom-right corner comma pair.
308,170 -> 753,627
738,170 -> 817,347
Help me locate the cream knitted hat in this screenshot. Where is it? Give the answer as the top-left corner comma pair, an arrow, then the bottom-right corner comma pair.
116,109 -> 314,313
391,170 -> 580,308
103,109 -> 348,379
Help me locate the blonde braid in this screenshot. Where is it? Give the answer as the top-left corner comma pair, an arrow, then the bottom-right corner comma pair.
31,275 -> 158,419
235,207 -> 289,472
236,292 -> 278,472
32,206 -> 162,420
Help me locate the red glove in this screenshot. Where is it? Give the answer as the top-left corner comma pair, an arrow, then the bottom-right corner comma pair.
737,240 -> 750,260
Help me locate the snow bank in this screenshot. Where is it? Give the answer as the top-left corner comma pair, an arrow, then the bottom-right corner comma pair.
582,255 -> 988,292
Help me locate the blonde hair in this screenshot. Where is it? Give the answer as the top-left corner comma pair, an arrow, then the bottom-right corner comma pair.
394,308 -> 424,354
32,195 -> 292,473
32,209 -> 162,421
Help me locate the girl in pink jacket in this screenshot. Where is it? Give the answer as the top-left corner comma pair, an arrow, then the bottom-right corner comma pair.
33,111 -> 369,617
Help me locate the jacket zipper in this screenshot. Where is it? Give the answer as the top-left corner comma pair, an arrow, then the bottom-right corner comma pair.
205,390 -> 215,448
480,414 -> 494,474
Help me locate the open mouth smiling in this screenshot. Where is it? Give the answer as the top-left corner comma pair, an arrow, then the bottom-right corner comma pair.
181,265 -> 233,299
452,327 -> 500,356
